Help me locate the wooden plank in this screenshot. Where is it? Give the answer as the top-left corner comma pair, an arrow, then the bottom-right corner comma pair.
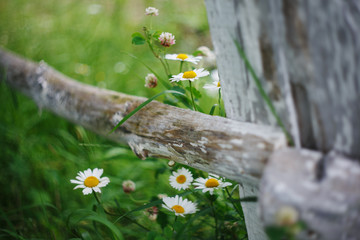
260,148 -> 360,239
0,48 -> 287,185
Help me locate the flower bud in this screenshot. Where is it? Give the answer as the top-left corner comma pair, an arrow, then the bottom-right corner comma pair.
144,206 -> 158,221
168,160 -> 175,167
275,206 -> 299,226
144,73 -> 158,88
158,32 -> 176,47
145,7 -> 159,16
122,180 -> 136,194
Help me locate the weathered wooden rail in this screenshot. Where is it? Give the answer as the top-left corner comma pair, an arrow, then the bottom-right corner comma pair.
0,49 -> 286,186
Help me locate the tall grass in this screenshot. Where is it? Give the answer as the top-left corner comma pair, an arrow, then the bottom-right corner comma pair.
0,0 -> 247,239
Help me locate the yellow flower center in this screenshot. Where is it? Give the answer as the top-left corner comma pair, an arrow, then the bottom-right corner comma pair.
217,81 -> 221,87
176,175 -> 186,184
205,178 -> 219,188
176,54 -> 188,60
171,205 -> 185,213
182,71 -> 197,79
84,176 -> 100,188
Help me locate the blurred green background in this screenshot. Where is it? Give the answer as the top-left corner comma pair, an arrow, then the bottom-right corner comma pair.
0,0 -> 246,239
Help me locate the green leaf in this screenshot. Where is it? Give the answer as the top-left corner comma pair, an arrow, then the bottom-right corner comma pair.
108,90 -> 185,134
173,221 -> 184,232
185,86 -> 202,99
131,32 -> 146,45
175,208 -> 211,240
157,211 -> 169,229
147,231 -> 157,240
163,226 -> 173,238
192,50 -> 203,56
67,209 -> 123,240
85,215 -> 124,240
265,226 -> 288,240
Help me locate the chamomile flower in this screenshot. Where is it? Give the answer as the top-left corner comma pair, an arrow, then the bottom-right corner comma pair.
145,7 -> 159,16
162,195 -> 197,217
203,80 -> 221,90
165,53 -> 202,64
169,167 -> 193,190
159,32 -> 176,47
170,68 -> 209,82
193,174 -> 232,195
70,168 -> 110,195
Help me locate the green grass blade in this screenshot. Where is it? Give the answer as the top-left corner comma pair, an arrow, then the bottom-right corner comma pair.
233,39 -> 294,145
209,104 -> 218,116
122,52 -> 172,89
0,229 -> 26,240
85,215 -> 124,240
108,90 -> 185,134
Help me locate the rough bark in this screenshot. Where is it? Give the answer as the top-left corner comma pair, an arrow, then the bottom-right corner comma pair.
0,48 -> 286,185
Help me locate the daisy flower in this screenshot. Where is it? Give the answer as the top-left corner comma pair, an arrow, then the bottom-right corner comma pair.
70,168 -> 110,195
203,80 -> 221,90
165,53 -> 202,65
162,195 -> 197,217
169,167 -> 193,190
170,68 -> 209,82
145,7 -> 159,16
193,174 -> 232,195
158,32 -> 176,47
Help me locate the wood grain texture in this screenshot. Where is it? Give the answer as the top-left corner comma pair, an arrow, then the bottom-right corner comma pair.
0,48 -> 287,185
205,0 -> 360,239
206,0 -> 360,158
260,148 -> 360,240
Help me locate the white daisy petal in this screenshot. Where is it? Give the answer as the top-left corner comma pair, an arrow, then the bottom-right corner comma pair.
82,187 -> 93,195
78,172 -> 86,181
165,53 -> 202,64
84,168 -> 92,177
169,68 -> 209,82
73,184 -> 86,189
92,187 -> 101,193
70,179 -> 83,184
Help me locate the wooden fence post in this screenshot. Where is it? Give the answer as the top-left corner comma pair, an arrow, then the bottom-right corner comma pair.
205,0 -> 360,239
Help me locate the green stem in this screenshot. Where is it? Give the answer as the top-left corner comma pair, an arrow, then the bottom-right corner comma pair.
179,61 -> 184,73
225,187 -> 243,220
218,88 -> 222,116
93,191 -> 101,205
163,49 -> 171,76
144,31 -> 170,77
210,200 -> 218,240
189,80 -> 197,111
172,216 -> 178,238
